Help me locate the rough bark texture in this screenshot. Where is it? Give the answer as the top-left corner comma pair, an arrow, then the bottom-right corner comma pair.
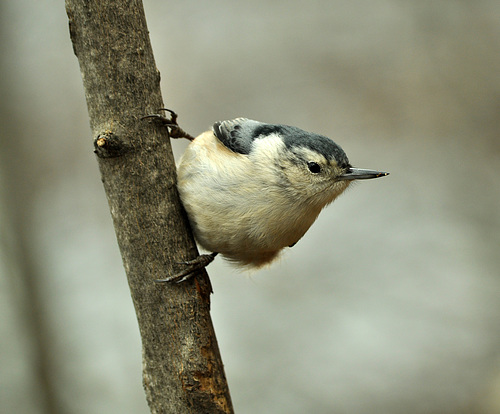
65,1 -> 233,413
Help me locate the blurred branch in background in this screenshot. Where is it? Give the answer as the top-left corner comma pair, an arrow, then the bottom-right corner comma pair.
0,76 -> 63,414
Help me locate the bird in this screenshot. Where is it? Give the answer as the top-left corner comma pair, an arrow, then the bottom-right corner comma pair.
143,110 -> 388,282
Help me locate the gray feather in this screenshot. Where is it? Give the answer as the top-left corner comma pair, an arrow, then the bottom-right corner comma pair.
212,118 -> 263,155
212,118 -> 349,167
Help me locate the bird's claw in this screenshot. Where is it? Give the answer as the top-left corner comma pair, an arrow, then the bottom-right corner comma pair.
155,252 -> 218,284
141,108 -> 195,141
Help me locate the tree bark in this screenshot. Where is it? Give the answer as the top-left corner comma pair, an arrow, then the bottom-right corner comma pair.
65,1 -> 233,413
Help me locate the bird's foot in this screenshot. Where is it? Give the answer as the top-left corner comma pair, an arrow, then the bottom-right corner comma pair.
141,108 -> 195,141
155,252 -> 218,283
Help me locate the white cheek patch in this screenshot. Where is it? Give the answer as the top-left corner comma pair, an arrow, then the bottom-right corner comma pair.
292,146 -> 327,165
249,133 -> 287,161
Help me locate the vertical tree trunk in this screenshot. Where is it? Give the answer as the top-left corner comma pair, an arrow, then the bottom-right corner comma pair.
65,1 -> 233,412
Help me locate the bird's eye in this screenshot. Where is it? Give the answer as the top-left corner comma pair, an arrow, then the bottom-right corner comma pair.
307,162 -> 321,174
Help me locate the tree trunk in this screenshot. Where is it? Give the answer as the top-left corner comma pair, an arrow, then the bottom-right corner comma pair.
65,1 -> 233,412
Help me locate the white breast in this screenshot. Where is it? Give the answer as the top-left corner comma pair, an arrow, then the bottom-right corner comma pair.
177,131 -> 323,268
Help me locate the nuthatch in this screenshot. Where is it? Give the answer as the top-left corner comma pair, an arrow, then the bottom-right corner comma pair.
144,111 -> 388,282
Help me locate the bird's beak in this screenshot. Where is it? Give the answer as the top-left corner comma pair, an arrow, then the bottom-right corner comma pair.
338,168 -> 389,181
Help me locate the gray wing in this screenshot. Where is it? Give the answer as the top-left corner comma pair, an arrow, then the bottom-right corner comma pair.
212,118 -> 265,155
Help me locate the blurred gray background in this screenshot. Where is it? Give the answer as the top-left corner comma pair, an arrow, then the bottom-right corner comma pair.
1,1 -> 499,413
